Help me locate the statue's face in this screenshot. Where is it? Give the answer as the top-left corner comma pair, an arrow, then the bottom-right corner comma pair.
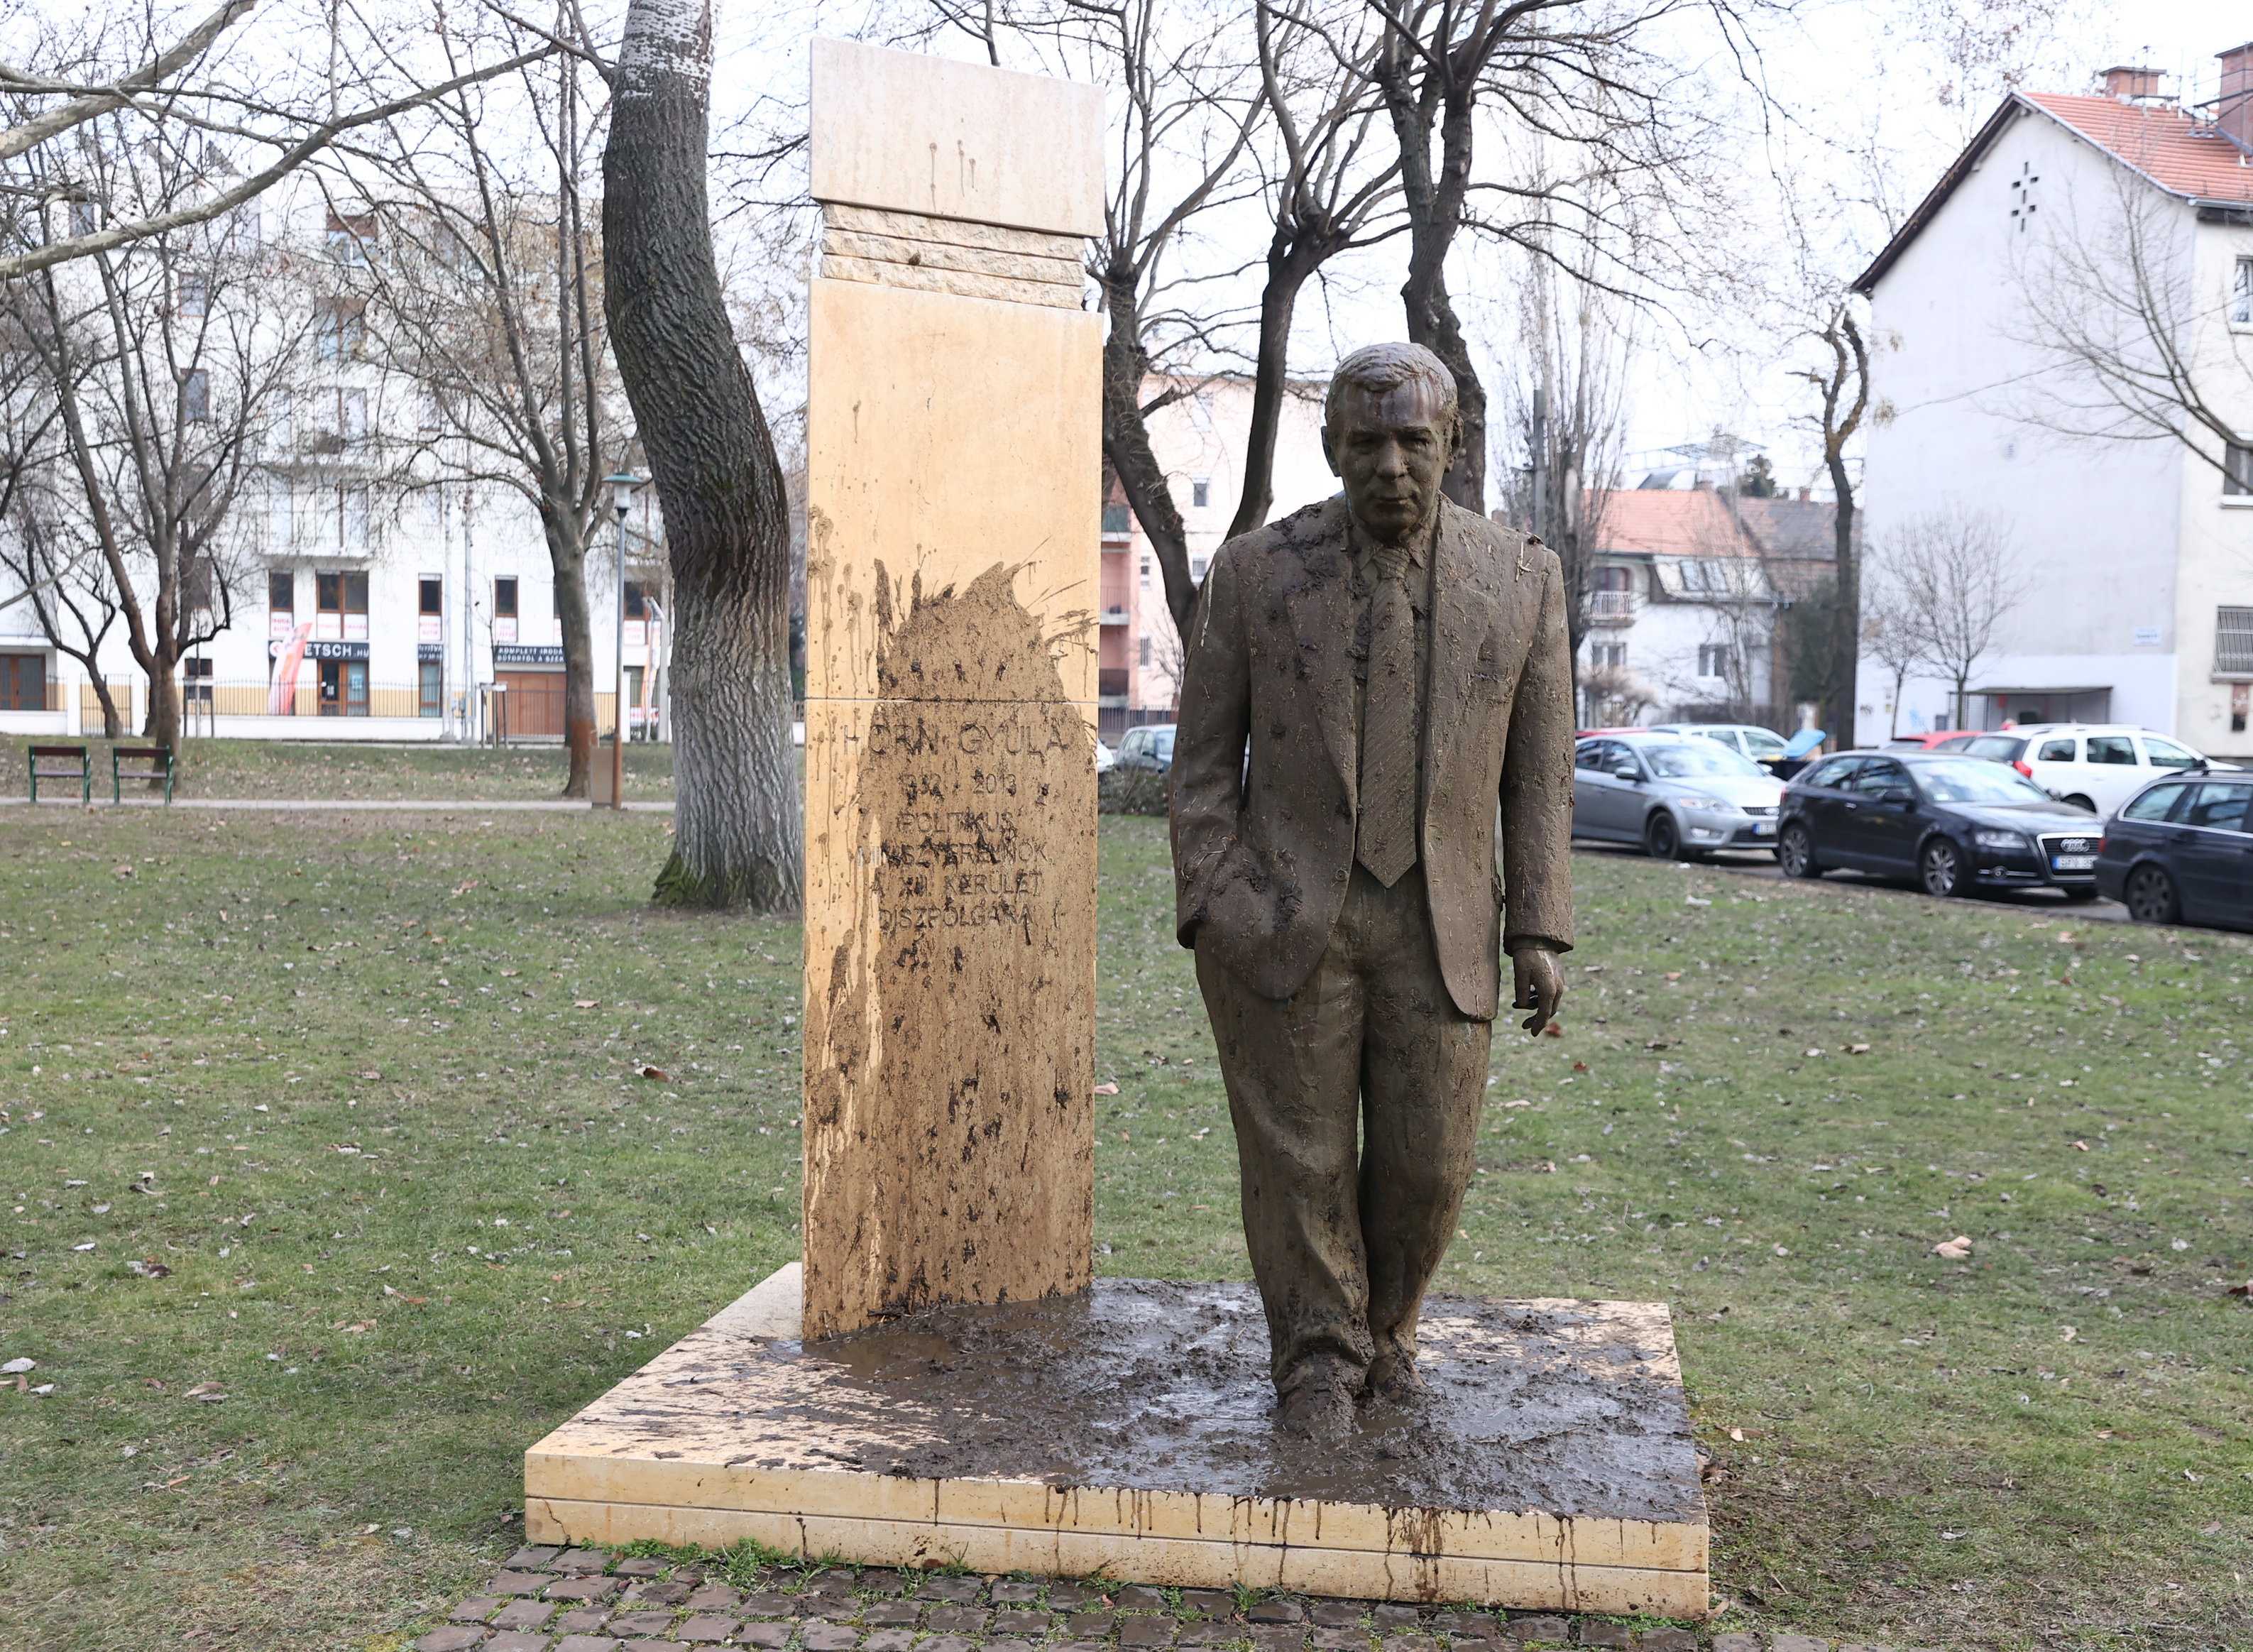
1324,376 -> 1459,543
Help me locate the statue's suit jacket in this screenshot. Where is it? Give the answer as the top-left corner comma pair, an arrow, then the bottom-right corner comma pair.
1171,493 -> 1575,1021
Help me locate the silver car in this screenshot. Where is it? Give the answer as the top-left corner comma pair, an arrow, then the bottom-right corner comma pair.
1573,733 -> 1787,859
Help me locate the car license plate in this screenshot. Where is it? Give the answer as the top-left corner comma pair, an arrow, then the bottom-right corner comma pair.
1752,820 -> 1775,835
2051,853 -> 2095,872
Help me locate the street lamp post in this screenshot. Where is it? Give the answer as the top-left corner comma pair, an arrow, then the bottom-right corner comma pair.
604,470 -> 642,810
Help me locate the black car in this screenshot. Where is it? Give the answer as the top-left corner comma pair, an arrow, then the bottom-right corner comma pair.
1777,750 -> 2103,899
2093,770 -> 2253,931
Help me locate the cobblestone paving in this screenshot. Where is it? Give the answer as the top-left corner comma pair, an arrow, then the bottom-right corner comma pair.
411,1552 -> 1944,1652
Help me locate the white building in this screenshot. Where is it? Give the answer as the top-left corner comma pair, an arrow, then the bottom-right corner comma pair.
0,177 -> 664,745
1853,50 -> 2253,757
1574,483 -> 1841,730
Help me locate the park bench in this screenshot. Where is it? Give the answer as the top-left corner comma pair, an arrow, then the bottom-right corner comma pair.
27,743 -> 90,804
112,745 -> 175,804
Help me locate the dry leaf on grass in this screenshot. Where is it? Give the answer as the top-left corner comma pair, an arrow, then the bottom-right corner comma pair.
183,1382 -> 226,1401
1092,1082 -> 1119,1095
1933,1235 -> 1974,1259
634,1064 -> 669,1081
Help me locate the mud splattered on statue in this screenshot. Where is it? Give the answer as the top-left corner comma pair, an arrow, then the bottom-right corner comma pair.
801,562 -> 1097,1340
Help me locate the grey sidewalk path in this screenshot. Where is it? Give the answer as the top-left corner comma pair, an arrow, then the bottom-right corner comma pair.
0,796 -> 674,811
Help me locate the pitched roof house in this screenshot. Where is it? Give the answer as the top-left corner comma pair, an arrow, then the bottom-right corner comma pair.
1850,49 -> 2253,753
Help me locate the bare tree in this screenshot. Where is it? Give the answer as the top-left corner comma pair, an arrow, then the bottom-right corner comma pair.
344,26 -> 623,797
605,0 -> 799,910
1795,299 -> 1868,743
1495,237 -> 1628,696
0,0 -> 552,280
2008,166 -> 2251,489
1859,560 -> 1929,739
1362,0 -> 1753,511
1221,0 -> 1397,545
0,116 -> 310,752
1884,508 -> 2026,731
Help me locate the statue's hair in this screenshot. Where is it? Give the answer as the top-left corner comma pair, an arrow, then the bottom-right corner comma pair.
1324,342 -> 1459,431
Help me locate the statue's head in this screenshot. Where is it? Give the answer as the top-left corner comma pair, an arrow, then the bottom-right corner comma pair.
1322,342 -> 1462,544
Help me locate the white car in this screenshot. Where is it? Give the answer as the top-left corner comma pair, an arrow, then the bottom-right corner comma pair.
1949,724 -> 2228,818
1093,738 -> 1117,775
1645,722 -> 1792,769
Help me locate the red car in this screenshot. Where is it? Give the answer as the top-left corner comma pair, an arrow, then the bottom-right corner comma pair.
1885,731 -> 1983,752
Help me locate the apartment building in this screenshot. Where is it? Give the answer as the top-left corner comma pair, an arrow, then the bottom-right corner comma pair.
1100,375 -> 1334,734
0,175 -> 664,744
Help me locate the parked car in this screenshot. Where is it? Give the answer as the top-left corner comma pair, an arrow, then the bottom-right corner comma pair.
2094,770 -> 2253,931
1093,738 -> 1117,775
1777,750 -> 2103,899
1885,731 -> 1979,751
1919,726 -> 2234,815
1114,723 -> 1175,774
1646,722 -> 1793,769
1572,733 -> 1785,859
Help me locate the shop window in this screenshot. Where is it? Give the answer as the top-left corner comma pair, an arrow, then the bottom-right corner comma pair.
318,657 -> 368,716
418,660 -> 443,718
316,569 -> 368,642
183,657 -> 214,705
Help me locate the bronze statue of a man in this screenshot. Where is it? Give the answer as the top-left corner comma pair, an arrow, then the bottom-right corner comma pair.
1170,342 -> 1574,1438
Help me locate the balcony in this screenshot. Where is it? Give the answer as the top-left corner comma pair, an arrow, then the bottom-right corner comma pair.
1098,667 -> 1129,707
1099,606 -> 1131,626
1102,504 -> 1133,548
1589,590 -> 1635,625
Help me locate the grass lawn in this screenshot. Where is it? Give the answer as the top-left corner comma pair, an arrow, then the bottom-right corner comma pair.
0,808 -> 2247,1651
1,738 -> 676,802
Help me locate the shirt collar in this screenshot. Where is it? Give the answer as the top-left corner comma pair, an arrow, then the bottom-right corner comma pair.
1346,503 -> 1439,575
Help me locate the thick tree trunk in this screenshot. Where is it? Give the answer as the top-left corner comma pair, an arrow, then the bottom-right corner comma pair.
1826,469 -> 1858,743
1388,88 -> 1486,511
605,0 -> 799,909
90,677 -> 124,739
1098,265 -> 1198,638
548,516 -> 595,798
1224,237 -> 1321,545
145,657 -> 180,754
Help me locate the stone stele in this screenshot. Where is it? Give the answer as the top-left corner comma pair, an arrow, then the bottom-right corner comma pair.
799,38 -> 1104,1340
525,1268 -> 1709,1617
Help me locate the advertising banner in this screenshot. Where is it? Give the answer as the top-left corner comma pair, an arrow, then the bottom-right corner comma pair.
267,625 -> 309,714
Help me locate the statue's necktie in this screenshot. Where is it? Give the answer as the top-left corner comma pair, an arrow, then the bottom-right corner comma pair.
1356,545 -> 1417,887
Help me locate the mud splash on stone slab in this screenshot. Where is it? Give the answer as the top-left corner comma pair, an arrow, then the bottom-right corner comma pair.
800,560 -> 1097,1340
609,1281 -> 1701,1524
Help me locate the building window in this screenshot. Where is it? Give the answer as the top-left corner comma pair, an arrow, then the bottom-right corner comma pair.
316,570 -> 369,641
2226,443 -> 2253,496
315,299 -> 366,361
2218,606 -> 2253,674
339,486 -> 370,552
624,580 -> 648,620
494,576 -> 519,644
1189,393 -> 1213,432
1696,643 -> 1733,679
69,198 -> 99,237
418,575 -> 442,642
1589,640 -> 1627,670
181,369 -> 210,422
1139,554 -> 1151,590
268,570 -> 295,638
266,388 -> 293,452
0,654 -> 45,711
2235,257 -> 2253,326
183,657 -> 214,705
418,660 -> 444,718
326,207 -> 376,265
1191,555 -> 1210,581
1101,503 -> 1131,537
311,387 -> 367,452
177,274 -> 209,318
1139,635 -> 1152,667
1191,476 -> 1210,509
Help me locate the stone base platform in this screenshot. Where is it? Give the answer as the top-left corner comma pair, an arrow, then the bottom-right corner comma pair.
525,1271 -> 1709,1619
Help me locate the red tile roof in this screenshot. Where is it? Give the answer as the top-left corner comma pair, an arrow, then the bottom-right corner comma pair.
1591,488 -> 1758,559
2022,92 -> 2253,205
1858,90 -> 2253,292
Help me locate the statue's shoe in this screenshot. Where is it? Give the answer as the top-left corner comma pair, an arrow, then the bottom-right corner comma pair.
1359,1352 -> 1432,1406
1276,1377 -> 1358,1440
